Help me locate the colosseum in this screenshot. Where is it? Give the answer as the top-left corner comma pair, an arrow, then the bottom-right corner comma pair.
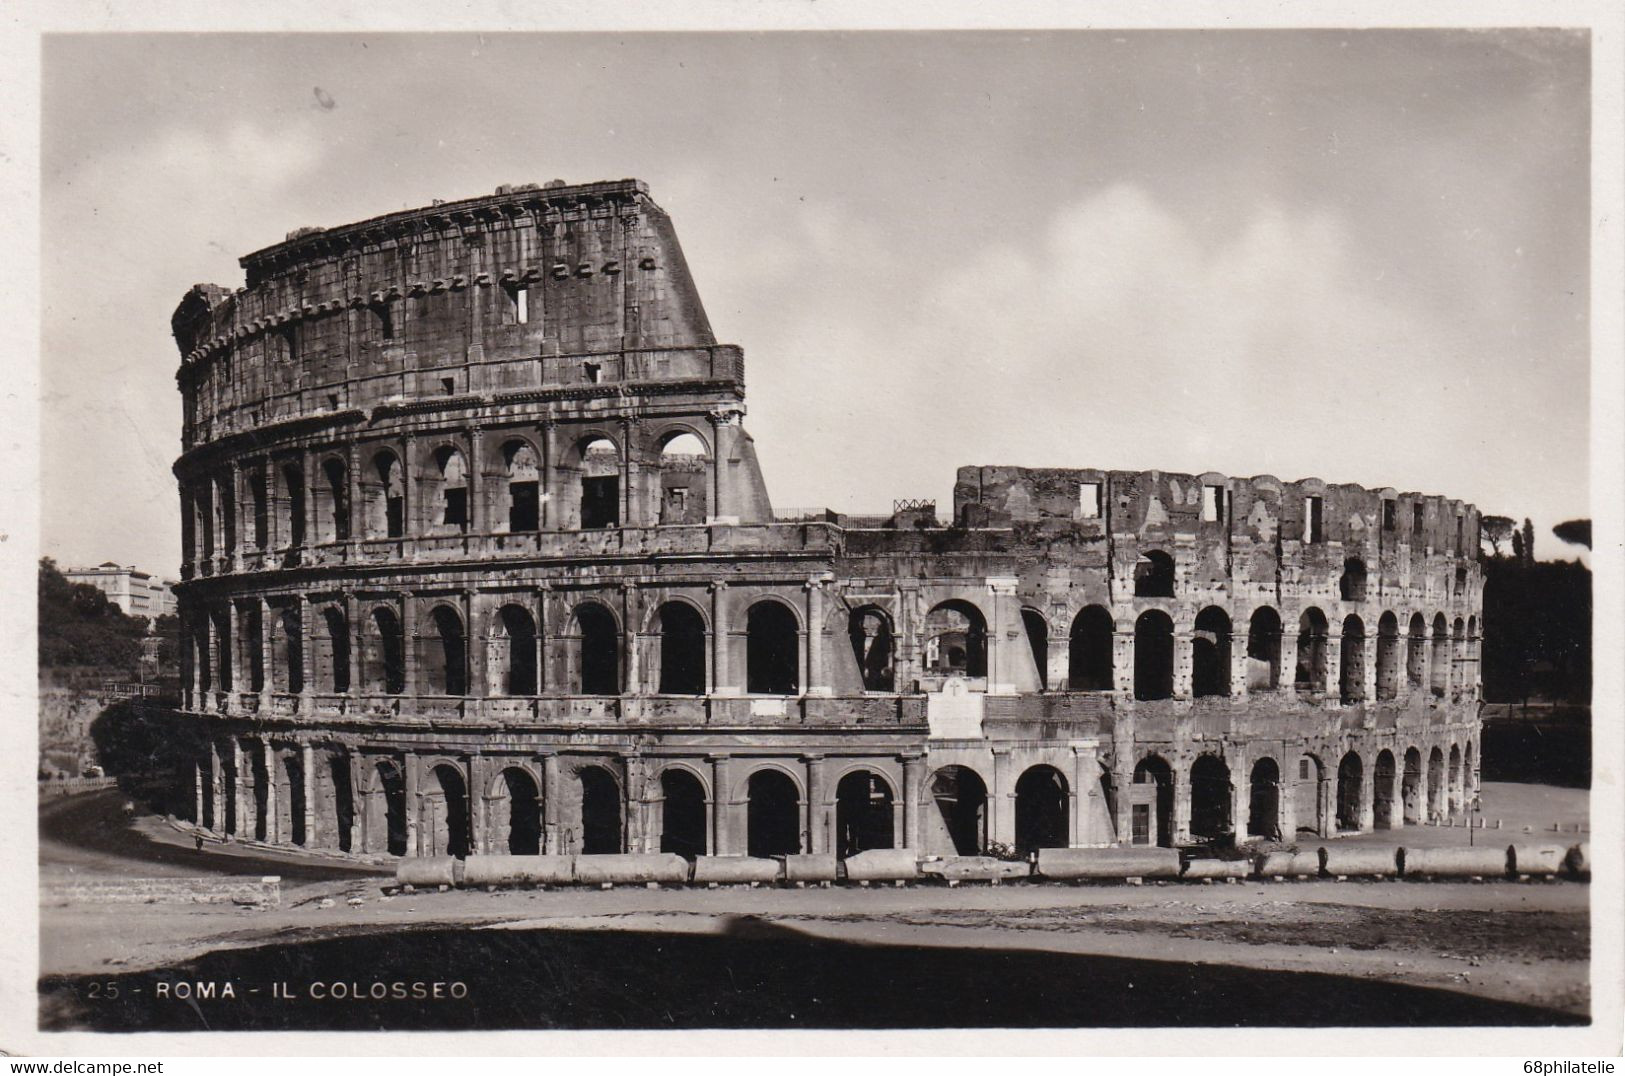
168,178 -> 1484,864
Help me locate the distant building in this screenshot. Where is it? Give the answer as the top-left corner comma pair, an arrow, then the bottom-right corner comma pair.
62,562 -> 178,620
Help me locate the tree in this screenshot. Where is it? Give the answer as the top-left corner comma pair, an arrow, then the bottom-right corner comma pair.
37,558 -> 147,670
1553,519 -> 1592,550
1521,518 -> 1536,565
1480,515 -> 1516,559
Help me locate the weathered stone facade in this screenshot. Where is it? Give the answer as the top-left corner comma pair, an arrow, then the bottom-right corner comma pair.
170,179 -> 1483,861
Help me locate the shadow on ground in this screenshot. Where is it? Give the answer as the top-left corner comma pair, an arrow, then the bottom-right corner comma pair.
39,916 -> 1585,1031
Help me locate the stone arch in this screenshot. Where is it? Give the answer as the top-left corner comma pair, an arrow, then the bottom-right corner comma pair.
1014,765 -> 1070,852
279,461 -> 306,549
1133,549 -> 1176,598
422,604 -> 467,696
1375,612 -> 1401,701
653,428 -> 711,525
926,765 -> 988,856
659,765 -> 708,858
746,767 -> 803,857
924,599 -> 988,678
423,762 -> 471,858
1402,747 -> 1423,824
848,605 -> 895,692
271,604 -> 303,694
1430,613 -> 1450,697
1336,751 -> 1364,832
574,434 -> 621,530
1427,746 -> 1446,819
572,601 -> 621,695
491,766 -> 542,855
1246,606 -> 1283,690
501,439 -> 541,533
318,456 -> 349,544
1373,749 -> 1397,829
1448,742 -> 1463,815
1068,605 -> 1114,691
365,450 -> 406,539
1192,606 -> 1232,698
578,764 -> 623,854
1247,757 -> 1281,839
1339,614 -> 1366,704
492,604 -> 539,696
366,758 -> 408,856
656,600 -> 708,695
365,605 -> 405,695
1021,608 -> 1050,690
1133,610 -> 1175,701
1132,754 -> 1175,848
835,768 -> 896,857
319,605 -> 350,694
1295,753 -> 1325,835
1406,612 -> 1428,689
746,599 -> 801,695
1190,754 -> 1232,842
428,444 -> 470,532
1295,607 -> 1329,693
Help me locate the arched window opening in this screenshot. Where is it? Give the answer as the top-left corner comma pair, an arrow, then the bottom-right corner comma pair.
372,761 -> 408,857
1427,747 -> 1445,820
281,755 -> 308,846
835,770 -> 895,857
1336,752 -> 1364,832
240,603 -> 265,692
215,475 -> 236,557
574,603 -> 620,695
1131,755 -> 1175,848
1192,606 -> 1232,698
1246,607 -> 1282,690
659,768 -> 708,859
1021,609 -> 1049,690
848,607 -> 895,692
1430,613 -> 1450,697
366,608 -> 405,695
329,756 -> 355,853
1373,750 -> 1397,830
658,432 -> 709,525
368,452 -> 406,539
1248,758 -> 1280,840
1448,743 -> 1462,815
503,441 -> 541,533
427,765 -> 470,858
421,606 -> 466,696
1133,550 -> 1176,598
498,768 -> 542,855
1068,605 -> 1114,691
1190,755 -> 1232,842
1014,765 -> 1069,852
746,769 -> 802,858
249,467 -> 270,549
1402,748 -> 1423,825
1339,614 -> 1366,704
924,600 -> 988,678
579,436 -> 620,529
579,765 -> 623,854
272,606 -> 303,694
1133,610 -> 1174,701
281,463 -> 306,549
657,601 -> 707,695
1406,612 -> 1427,688
746,601 -> 800,695
322,458 -> 349,543
1375,612 -> 1400,701
495,605 -> 538,696
1295,754 -> 1324,835
1339,558 -> 1368,602
193,626 -> 212,694
1294,608 -> 1329,693
928,765 -> 987,856
322,607 -> 350,694
210,609 -> 232,692
433,446 -> 469,532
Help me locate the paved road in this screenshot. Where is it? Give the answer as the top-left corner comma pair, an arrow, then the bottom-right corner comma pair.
39,791 -> 386,882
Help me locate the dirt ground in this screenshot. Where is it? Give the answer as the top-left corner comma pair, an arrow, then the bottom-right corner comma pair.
37,784 -> 1594,1030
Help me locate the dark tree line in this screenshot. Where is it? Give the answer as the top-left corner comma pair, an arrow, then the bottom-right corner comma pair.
37,558 -> 178,672
1479,519 -> 1591,704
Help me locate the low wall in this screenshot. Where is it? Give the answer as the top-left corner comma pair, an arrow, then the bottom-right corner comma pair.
43,876 -> 280,905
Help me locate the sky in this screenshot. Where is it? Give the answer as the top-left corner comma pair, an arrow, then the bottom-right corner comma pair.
39,29 -> 1593,579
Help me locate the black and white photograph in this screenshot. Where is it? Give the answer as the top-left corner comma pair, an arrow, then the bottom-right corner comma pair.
4,2 -> 1621,1059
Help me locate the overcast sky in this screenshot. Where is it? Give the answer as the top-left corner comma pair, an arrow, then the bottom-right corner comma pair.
40,29 -> 1591,579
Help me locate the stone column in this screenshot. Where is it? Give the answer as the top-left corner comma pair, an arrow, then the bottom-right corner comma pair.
469,755 -> 488,855
804,578 -> 829,696
625,754 -> 651,853
901,754 -> 926,852
706,412 -> 727,521
401,594 -> 418,698
226,602 -> 242,708
621,583 -> 642,694
1070,741 -> 1094,847
1173,630 -> 1194,699
986,578 -> 1018,695
1113,629 -> 1135,698
804,755 -> 827,854
1230,764 -> 1250,842
539,421 -> 556,530
257,597 -> 273,708
464,588 -> 482,699
990,748 -> 1014,849
619,418 -> 635,528
1171,761 -> 1192,845
541,752 -> 561,854
346,441 -> 361,544
301,741 -> 317,847
710,755 -> 733,855
231,737 -> 249,838
301,449 -> 317,552
468,426 -> 485,534
710,582 -> 732,695
1325,634 -> 1342,703
402,435 -> 417,545
296,594 -> 313,704
404,755 -> 422,856
1230,631 -> 1250,698
262,739 -> 279,844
